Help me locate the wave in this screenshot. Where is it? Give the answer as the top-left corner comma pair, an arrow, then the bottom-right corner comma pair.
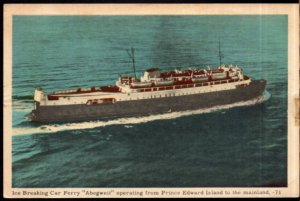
13,95 -> 34,101
263,143 -> 284,149
12,90 -> 271,136
12,100 -> 34,112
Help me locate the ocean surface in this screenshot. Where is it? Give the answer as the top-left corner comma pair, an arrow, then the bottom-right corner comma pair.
12,15 -> 287,187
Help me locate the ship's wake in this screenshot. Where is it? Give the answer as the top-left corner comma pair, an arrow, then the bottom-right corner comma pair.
12,90 -> 271,136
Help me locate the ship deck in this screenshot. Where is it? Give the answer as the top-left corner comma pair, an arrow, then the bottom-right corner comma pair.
50,76 -> 250,97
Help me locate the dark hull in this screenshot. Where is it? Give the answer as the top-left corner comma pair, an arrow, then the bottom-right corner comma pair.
29,80 -> 266,123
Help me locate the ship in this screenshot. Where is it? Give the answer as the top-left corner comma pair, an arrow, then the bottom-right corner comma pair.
27,47 -> 267,123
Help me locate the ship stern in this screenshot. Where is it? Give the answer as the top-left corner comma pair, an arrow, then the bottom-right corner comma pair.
26,87 -> 45,122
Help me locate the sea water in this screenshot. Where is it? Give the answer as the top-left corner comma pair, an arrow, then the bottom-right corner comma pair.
12,15 -> 287,187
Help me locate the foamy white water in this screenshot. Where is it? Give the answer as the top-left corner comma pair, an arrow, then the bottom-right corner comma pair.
12,90 -> 271,136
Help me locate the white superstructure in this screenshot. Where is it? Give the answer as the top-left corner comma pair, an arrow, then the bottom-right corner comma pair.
34,65 -> 250,106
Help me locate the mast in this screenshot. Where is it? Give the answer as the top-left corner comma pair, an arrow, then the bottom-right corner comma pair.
127,47 -> 137,79
218,39 -> 224,67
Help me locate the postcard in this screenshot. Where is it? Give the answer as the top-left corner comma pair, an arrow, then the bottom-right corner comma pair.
3,4 -> 299,198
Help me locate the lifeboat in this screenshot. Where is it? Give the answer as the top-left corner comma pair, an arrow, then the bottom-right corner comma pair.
154,79 -> 174,86
192,76 -> 209,82
229,71 -> 237,77
131,81 -> 152,88
231,75 -> 239,80
211,72 -> 227,79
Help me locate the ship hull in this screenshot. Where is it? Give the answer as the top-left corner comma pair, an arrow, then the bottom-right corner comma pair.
29,79 -> 266,123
